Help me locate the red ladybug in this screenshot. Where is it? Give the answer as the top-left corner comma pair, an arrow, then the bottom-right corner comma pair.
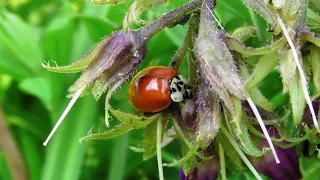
128,66 -> 192,112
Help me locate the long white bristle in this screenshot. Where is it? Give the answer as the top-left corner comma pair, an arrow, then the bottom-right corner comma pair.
277,16 -> 320,132
247,97 -> 280,164
43,87 -> 85,146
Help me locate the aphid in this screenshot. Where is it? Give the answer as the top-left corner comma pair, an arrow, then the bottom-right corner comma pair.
128,66 -> 192,112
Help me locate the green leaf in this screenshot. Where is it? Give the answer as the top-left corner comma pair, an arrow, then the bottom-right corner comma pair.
300,155 -> 320,180
289,74 -> 306,125
310,45 -> 320,93
246,51 -> 278,88
108,134 -> 128,180
89,0 -> 128,5
43,9 -> 76,65
18,77 -> 52,110
143,120 -> 158,160
80,16 -> 115,43
0,152 -> 12,180
309,0 -> 320,12
19,130 -> 42,180
42,96 -> 97,180
0,11 -> 42,79
279,47 -> 296,93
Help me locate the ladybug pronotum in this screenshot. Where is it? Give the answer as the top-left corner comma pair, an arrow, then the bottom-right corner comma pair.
128,66 -> 192,112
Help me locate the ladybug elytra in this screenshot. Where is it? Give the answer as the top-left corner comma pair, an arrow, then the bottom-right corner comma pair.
128,66 -> 192,112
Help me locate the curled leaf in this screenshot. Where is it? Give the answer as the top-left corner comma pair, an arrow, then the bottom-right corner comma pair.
124,0 -> 169,30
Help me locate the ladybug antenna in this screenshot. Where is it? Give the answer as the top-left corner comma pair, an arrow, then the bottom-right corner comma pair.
43,87 -> 85,146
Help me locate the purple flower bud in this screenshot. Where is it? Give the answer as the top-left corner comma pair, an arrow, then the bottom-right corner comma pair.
68,30 -> 147,100
180,148 -> 219,180
42,30 -> 147,145
252,128 -> 302,180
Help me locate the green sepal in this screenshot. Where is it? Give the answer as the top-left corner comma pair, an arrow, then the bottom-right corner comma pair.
79,110 -> 161,141
224,36 -> 286,55
42,44 -> 101,73
289,74 -> 306,125
246,51 -> 278,88
310,45 -> 320,93
278,47 -> 297,93
110,109 -> 161,128
231,26 -> 256,42
239,60 -> 274,112
163,145 -> 198,167
226,100 -> 265,157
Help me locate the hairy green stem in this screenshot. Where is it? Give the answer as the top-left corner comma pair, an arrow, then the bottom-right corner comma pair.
219,143 -> 227,180
133,0 -> 201,46
170,14 -> 199,69
220,126 -> 262,180
157,118 -> 164,180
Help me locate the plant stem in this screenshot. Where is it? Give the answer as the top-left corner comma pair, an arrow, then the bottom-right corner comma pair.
133,0 -> 201,46
170,14 -> 199,69
277,16 -> 320,132
219,143 -> 227,180
157,118 -> 164,180
221,126 -> 263,180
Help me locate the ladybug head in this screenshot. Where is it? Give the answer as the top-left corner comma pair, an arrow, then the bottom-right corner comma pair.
169,75 -> 193,102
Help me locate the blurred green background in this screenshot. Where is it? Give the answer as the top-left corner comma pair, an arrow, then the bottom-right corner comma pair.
0,0 -> 320,179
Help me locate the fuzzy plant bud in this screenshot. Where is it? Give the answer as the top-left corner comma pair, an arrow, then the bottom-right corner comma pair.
42,30 -> 147,146
181,80 -> 221,148
194,0 -> 248,115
